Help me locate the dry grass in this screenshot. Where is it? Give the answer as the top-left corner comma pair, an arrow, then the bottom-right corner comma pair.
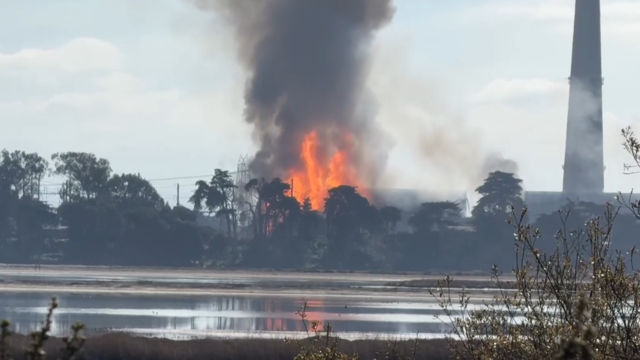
0,332 -> 455,360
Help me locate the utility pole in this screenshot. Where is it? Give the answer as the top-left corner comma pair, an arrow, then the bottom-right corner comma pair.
176,183 -> 180,207
290,178 -> 294,197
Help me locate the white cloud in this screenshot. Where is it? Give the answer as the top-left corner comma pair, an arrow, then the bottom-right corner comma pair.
601,2 -> 640,19
467,0 -> 640,38
474,1 -> 640,21
0,38 -> 122,73
94,71 -> 149,92
605,22 -> 640,37
0,37 -> 252,179
476,2 -> 573,21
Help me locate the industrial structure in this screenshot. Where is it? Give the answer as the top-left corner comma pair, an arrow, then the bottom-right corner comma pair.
234,155 -> 253,227
562,0 -> 604,193
523,0 -> 637,219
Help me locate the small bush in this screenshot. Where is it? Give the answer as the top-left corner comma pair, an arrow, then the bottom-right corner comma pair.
286,301 -> 359,360
433,204 -> 640,360
1,297 -> 85,360
287,301 -> 452,360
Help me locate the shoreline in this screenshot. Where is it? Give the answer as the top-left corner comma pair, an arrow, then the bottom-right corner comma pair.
0,263 -> 496,282
0,282 -> 499,301
0,265 -> 505,299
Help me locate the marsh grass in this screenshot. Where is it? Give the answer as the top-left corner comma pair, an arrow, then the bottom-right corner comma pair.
0,332 -> 453,360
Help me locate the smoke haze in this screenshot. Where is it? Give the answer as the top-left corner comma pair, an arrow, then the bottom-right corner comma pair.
369,34 -> 520,195
191,0 -> 395,186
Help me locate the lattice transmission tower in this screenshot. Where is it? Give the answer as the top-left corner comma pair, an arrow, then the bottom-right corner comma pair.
235,155 -> 253,227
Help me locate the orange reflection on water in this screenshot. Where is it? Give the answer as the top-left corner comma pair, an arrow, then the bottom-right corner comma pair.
264,300 -> 285,331
295,300 -> 326,332
262,299 -> 327,332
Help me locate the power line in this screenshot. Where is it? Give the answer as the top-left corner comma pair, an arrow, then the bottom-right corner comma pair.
154,183 -> 200,189
37,173 -> 242,206
147,174 -> 222,182
34,174 -> 225,187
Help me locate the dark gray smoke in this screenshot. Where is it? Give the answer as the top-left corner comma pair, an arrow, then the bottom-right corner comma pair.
192,0 -> 395,183
479,154 -> 519,180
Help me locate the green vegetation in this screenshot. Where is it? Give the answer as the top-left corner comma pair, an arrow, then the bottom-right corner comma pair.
1,148 -> 638,272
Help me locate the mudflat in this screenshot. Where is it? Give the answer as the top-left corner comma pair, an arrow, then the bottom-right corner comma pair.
0,264 -> 505,300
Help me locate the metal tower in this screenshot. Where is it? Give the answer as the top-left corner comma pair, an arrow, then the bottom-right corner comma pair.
562,0 -> 604,193
235,154 -> 251,189
234,155 -> 253,227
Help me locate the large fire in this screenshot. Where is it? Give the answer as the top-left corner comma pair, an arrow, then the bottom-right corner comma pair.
289,131 -> 368,209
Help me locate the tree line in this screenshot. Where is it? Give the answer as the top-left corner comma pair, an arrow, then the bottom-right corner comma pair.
0,149 -> 637,271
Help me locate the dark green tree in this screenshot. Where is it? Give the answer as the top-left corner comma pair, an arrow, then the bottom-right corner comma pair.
0,150 -> 48,199
0,150 -> 55,262
189,169 -> 238,237
51,152 -> 112,202
379,205 -> 402,235
57,201 -> 123,264
406,201 -> 462,269
323,185 -> 385,270
117,205 -> 204,267
472,171 -> 524,268
107,173 -> 166,212
241,178 -> 308,268
472,171 -> 524,228
14,197 -> 57,262
409,201 -> 462,234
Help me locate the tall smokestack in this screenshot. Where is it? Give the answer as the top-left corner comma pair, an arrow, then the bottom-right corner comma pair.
562,0 -> 604,193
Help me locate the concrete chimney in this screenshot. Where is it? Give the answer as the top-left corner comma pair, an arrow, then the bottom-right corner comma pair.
562,0 -> 604,193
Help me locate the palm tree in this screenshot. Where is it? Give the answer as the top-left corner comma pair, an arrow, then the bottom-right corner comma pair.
189,169 -> 237,237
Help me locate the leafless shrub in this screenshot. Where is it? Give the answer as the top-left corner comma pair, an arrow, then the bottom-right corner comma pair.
288,300 -> 435,360
1,297 -> 85,360
286,300 -> 359,360
431,203 -> 640,360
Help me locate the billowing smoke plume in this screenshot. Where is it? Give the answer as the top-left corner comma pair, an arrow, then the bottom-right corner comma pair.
193,0 -> 395,184
477,154 -> 519,184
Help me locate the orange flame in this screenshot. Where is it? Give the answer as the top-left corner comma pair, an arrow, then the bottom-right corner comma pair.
289,131 -> 368,209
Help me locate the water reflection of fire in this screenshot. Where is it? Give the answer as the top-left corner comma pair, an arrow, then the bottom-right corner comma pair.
264,300 -> 285,331
297,300 -> 326,332
289,131 -> 369,210
263,299 -> 326,332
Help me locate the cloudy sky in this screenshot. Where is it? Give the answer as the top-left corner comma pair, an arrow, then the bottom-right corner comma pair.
1,0 -> 639,205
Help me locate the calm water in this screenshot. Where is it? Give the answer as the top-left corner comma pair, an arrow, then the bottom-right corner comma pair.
0,293 -> 458,340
